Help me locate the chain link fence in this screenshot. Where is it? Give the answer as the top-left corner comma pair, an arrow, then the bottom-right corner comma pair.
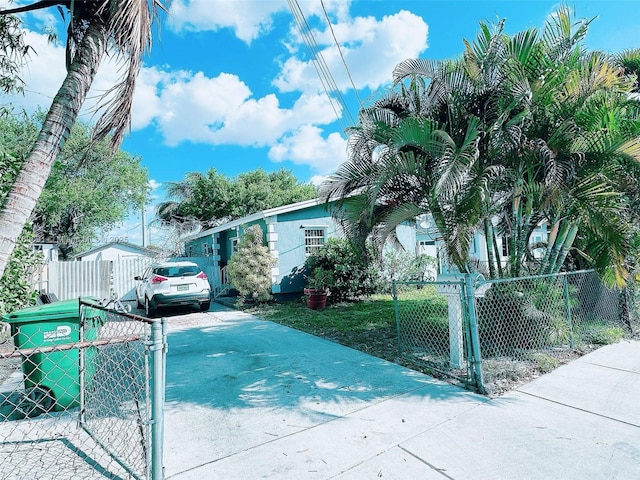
392,280 -> 478,387
0,300 -> 166,479
394,270 -> 639,395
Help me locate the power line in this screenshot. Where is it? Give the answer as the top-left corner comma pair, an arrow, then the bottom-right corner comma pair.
320,0 -> 362,108
287,0 -> 356,132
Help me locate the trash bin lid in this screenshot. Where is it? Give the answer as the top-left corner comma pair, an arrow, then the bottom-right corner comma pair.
2,297 -> 102,324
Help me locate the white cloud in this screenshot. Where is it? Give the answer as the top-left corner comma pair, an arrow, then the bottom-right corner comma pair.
268,125 -> 347,174
130,68 -> 340,149
309,174 -> 328,186
167,0 -> 352,44
148,179 -> 162,191
6,30 -> 66,111
274,10 -> 428,94
168,0 -> 288,44
3,2 -> 418,177
147,179 -> 163,201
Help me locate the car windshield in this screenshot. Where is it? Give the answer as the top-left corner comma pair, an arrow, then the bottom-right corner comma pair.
153,266 -> 200,277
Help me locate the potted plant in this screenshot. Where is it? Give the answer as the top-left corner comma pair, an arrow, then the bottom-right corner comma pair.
304,267 -> 332,310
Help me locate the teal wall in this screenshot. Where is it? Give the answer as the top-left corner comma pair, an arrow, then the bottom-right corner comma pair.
271,203 -> 338,293
184,203 -> 418,294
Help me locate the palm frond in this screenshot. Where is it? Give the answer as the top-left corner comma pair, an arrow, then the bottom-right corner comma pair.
92,0 -> 168,148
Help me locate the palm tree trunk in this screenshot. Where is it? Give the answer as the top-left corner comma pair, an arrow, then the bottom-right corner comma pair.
552,224 -> 578,274
492,228 -> 504,277
545,221 -> 572,274
0,20 -> 107,279
483,217 -> 497,278
539,220 -> 560,274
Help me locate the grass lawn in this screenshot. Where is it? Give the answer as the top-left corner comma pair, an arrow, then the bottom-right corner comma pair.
247,294 -> 402,363
245,286 -> 450,368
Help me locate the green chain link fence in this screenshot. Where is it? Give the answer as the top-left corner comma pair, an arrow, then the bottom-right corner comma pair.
0,300 -> 166,479
394,270 -> 639,395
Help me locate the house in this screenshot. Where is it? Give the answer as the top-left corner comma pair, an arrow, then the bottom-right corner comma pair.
32,242 -> 59,262
416,214 -> 550,276
74,241 -> 158,262
184,198 -> 417,295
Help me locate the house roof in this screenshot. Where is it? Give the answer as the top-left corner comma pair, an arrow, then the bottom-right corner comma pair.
185,198 -> 331,241
74,241 -> 158,258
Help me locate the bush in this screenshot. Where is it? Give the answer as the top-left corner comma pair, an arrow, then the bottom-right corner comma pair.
226,225 -> 276,303
378,250 -> 437,292
0,226 -> 41,317
304,238 -> 378,303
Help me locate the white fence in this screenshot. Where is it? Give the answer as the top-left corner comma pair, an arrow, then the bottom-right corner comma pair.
36,256 -> 218,302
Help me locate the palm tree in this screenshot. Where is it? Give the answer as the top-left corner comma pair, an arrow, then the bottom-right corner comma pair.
155,175 -> 201,227
323,6 -> 640,284
0,0 -> 168,279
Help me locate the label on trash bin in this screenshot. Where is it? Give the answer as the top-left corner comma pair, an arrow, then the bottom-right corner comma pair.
43,325 -> 72,342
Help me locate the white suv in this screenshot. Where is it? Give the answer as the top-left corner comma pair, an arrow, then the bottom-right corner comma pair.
134,261 -> 211,317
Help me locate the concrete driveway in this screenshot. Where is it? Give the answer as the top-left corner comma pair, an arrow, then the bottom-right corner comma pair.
163,304 -> 640,480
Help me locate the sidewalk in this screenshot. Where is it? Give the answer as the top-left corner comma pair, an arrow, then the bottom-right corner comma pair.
163,305 -> 640,480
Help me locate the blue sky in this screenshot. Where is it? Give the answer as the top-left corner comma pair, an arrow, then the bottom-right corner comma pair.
4,0 -> 640,247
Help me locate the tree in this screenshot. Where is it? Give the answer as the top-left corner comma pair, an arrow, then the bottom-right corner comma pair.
0,11 -> 31,98
226,225 -> 275,303
156,167 -> 317,228
0,0 -> 167,280
156,170 -> 234,227
304,238 -> 378,302
322,6 -> 640,285
0,225 -> 41,316
0,112 -> 149,258
34,120 -> 148,256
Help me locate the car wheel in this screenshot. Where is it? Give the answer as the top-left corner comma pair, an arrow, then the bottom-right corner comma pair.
145,297 -> 157,318
136,295 -> 143,309
200,301 -> 210,312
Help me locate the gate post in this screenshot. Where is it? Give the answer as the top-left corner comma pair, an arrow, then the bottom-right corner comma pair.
436,275 -> 465,369
150,318 -> 167,480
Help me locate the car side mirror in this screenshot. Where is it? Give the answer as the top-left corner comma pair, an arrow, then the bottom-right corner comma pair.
134,275 -> 141,281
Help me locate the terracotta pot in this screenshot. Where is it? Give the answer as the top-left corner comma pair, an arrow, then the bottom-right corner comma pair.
304,288 -> 329,310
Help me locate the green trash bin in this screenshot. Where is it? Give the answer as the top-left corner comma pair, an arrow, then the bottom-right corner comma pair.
2,298 -> 105,413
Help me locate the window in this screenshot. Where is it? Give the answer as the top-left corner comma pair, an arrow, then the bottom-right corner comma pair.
230,237 -> 239,254
203,243 -> 212,256
304,228 -> 326,256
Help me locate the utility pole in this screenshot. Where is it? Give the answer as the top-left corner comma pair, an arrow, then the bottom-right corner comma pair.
142,203 -> 147,248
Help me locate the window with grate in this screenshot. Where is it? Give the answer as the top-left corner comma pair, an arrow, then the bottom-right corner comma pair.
230,237 -> 239,254
304,228 -> 326,256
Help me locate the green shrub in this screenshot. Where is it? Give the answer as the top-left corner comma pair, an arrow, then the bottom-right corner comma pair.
477,282 -> 556,354
304,238 -> 378,303
226,225 -> 276,303
527,352 -> 560,373
378,250 -> 437,292
582,325 -> 626,345
0,226 -> 41,317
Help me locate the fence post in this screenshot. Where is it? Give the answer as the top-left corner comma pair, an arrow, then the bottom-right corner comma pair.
563,275 -> 575,347
392,281 -> 402,356
463,274 -> 485,394
150,318 -> 166,480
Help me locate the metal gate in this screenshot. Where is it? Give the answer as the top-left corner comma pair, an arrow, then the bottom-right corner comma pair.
0,301 -> 166,479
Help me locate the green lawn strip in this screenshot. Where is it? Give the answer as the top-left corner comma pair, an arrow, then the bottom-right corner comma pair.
247,295 -> 400,362
247,290 -> 451,364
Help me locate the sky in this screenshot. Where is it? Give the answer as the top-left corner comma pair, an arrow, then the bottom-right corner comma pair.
3,0 -> 640,248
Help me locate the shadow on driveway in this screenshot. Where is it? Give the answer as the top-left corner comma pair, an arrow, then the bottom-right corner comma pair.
165,316 -> 471,414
